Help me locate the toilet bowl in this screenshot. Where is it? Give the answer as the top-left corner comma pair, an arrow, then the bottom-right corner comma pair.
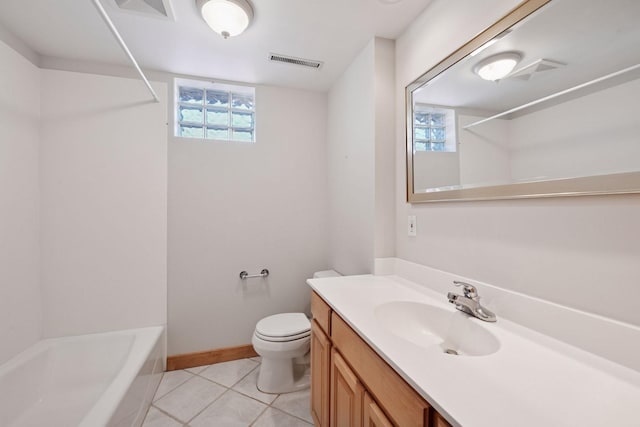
252,312 -> 311,393
252,270 -> 341,394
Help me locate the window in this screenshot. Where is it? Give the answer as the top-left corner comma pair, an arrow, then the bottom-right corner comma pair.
175,79 -> 255,142
413,106 -> 456,152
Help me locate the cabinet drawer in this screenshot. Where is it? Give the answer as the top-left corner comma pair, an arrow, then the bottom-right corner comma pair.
331,313 -> 430,427
311,291 -> 332,335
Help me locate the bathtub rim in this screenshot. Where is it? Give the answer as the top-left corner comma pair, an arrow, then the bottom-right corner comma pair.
0,325 -> 165,427
79,325 -> 164,427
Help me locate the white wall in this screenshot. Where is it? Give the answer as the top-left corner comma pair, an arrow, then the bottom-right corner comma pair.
396,0 -> 640,327
420,75 -> 640,189
458,115 -> 510,186
508,78 -> 640,181
328,37 -> 396,275
328,40 -> 376,275
168,85 -> 329,355
0,40 -> 42,364
374,38 -> 397,260
40,70 -> 168,337
413,152 -> 460,190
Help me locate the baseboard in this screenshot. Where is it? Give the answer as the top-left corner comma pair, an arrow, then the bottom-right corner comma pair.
166,344 -> 258,371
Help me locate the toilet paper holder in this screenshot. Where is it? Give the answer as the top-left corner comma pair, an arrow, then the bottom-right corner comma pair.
239,269 -> 269,279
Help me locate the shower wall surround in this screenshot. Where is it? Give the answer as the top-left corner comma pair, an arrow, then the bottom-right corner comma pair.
0,40 -> 42,365
40,70 -> 168,337
0,40 -> 168,362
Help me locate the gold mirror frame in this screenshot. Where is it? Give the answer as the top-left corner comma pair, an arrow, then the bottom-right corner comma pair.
405,0 -> 640,203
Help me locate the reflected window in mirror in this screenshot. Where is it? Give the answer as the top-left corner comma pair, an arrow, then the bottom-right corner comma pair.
413,106 -> 457,152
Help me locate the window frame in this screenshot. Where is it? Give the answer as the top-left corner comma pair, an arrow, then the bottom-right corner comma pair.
174,79 -> 256,143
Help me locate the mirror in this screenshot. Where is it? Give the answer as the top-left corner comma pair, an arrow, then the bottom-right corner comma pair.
406,0 -> 640,202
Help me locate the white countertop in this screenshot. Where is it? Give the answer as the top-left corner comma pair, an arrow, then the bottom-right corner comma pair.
308,274 -> 640,427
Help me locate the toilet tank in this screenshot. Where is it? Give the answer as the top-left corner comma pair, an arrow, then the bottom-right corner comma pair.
313,270 -> 341,279
304,270 -> 341,318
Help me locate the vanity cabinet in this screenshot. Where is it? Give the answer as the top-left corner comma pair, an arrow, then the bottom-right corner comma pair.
311,320 -> 332,427
330,349 -> 364,426
310,291 -> 452,427
433,413 -> 452,427
363,393 -> 393,427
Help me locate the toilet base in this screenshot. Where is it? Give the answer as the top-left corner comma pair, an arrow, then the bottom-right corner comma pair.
257,355 -> 310,394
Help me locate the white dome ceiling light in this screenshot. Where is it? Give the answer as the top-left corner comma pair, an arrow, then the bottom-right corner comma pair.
473,52 -> 522,81
197,0 -> 254,39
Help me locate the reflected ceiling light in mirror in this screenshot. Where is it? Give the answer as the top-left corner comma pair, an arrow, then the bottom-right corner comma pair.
473,52 -> 521,81
197,0 -> 254,39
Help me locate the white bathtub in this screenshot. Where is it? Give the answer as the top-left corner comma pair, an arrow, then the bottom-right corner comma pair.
0,326 -> 164,427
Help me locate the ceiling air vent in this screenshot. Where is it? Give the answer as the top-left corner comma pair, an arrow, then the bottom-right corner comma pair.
507,59 -> 566,81
112,0 -> 175,20
269,53 -> 323,70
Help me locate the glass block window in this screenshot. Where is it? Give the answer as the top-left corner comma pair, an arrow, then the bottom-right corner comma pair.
413,106 -> 456,152
175,80 -> 255,142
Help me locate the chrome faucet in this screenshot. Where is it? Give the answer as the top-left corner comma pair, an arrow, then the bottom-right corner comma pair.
447,281 -> 496,322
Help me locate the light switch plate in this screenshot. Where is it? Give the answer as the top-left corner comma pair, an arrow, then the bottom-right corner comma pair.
408,215 -> 417,236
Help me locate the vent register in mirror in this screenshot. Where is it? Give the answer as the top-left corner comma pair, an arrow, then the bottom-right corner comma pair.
406,0 -> 640,202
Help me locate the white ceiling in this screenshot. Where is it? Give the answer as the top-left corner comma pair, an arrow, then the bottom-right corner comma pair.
0,0 -> 431,91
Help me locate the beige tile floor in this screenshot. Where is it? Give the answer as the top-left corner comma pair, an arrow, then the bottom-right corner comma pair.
142,357 -> 313,427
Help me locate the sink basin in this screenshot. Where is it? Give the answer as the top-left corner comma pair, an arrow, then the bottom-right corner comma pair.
374,301 -> 500,356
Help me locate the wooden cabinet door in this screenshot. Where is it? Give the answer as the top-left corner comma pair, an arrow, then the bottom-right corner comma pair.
331,348 -> 364,427
363,392 -> 393,427
311,320 -> 332,427
433,412 -> 453,427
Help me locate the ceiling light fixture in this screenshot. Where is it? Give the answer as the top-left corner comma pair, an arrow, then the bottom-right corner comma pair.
197,0 -> 253,39
473,52 -> 522,81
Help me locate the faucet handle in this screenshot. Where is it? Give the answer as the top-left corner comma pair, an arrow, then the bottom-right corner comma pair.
453,281 -> 478,299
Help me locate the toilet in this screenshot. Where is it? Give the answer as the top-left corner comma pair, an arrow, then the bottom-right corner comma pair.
251,270 -> 341,394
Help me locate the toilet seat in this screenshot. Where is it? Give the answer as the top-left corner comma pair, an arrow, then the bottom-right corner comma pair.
255,330 -> 310,342
255,313 -> 310,342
